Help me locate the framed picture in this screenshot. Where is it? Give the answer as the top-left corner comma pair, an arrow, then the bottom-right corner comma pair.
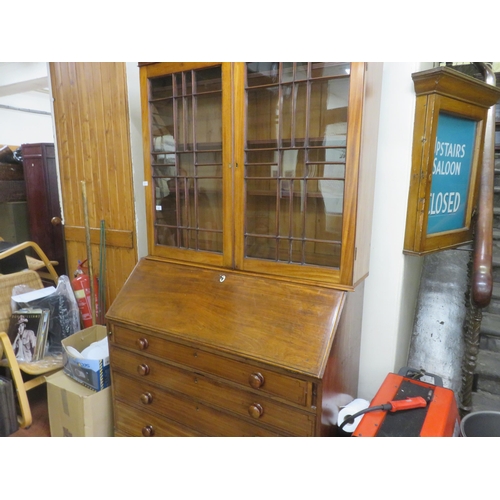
7,308 -> 49,362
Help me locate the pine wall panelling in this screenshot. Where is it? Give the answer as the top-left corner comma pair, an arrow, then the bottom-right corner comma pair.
49,62 -> 138,311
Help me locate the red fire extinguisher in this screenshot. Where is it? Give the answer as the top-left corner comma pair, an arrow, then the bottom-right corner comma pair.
71,259 -> 99,328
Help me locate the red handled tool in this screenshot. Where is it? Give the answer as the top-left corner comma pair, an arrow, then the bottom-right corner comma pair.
339,396 -> 428,432
380,396 -> 428,412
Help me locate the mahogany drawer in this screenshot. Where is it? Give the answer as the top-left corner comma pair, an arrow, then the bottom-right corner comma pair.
111,324 -> 310,406
111,348 -> 316,436
113,372 -> 285,437
114,400 -> 204,437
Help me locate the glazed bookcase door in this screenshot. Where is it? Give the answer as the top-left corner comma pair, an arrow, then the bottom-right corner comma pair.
141,62 -> 366,288
233,62 -> 365,287
140,62 -> 234,268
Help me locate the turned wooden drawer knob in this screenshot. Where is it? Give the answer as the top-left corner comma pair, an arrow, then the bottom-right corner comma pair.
137,363 -> 150,376
136,338 -> 149,350
248,372 -> 265,389
248,403 -> 264,419
142,425 -> 155,437
140,392 -> 153,405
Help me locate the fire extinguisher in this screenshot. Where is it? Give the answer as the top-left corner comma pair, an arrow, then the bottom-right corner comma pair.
71,259 -> 99,328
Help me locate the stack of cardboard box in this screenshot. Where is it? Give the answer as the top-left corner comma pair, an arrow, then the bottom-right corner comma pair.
46,325 -> 113,437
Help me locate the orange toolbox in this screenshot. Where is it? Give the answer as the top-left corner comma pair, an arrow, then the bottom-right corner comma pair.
352,368 -> 461,437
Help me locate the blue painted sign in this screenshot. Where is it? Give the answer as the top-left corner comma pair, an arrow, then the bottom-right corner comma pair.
427,113 -> 476,235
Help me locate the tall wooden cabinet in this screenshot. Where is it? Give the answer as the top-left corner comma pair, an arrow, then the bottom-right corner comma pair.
106,62 -> 378,436
21,143 -> 66,276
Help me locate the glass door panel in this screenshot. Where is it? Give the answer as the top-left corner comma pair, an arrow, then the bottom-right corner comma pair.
242,62 -> 350,271
144,63 -> 226,265
143,61 -> 365,287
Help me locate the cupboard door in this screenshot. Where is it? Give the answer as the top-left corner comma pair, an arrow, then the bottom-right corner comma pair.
234,62 -> 365,287
21,143 -> 66,276
141,62 -> 234,268
141,62 -> 367,287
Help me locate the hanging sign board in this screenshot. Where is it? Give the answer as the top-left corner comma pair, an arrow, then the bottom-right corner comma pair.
427,113 -> 476,235
404,67 -> 500,255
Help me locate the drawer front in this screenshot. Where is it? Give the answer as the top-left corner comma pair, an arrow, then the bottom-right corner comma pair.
114,400 -> 204,437
113,372 -> 285,437
111,347 -> 316,436
111,324 -> 309,406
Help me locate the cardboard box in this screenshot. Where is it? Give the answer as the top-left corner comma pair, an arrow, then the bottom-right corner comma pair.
46,369 -> 113,437
62,325 -> 110,391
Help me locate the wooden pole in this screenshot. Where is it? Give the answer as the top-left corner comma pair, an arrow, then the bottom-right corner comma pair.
98,219 -> 106,325
81,181 -> 96,326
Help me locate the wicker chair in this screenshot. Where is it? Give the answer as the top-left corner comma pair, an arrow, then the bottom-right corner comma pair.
0,238 -> 59,284
0,242 -> 63,428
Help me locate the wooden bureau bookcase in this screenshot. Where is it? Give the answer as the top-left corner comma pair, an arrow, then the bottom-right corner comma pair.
106,62 -> 377,436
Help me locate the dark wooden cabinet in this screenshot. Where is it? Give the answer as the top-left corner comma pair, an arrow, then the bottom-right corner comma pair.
21,143 -> 66,276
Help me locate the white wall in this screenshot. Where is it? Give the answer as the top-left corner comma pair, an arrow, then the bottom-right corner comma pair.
0,107 -> 54,146
0,63 -> 54,146
125,63 -> 148,259
357,62 -> 433,400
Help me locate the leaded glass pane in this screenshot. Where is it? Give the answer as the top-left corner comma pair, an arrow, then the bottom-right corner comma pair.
244,62 -> 350,269
149,66 -> 223,253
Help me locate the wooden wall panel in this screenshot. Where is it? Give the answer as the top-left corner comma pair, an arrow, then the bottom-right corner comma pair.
49,62 -> 138,313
